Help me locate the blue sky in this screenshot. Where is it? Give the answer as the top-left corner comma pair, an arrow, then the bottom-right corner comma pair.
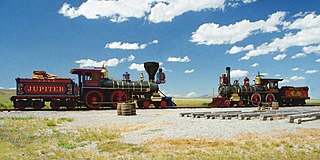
1,0 -> 320,98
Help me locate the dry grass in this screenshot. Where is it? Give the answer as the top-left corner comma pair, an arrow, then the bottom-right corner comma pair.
110,120 -> 172,133
173,98 -> 212,107
141,128 -> 320,160
0,116 -> 319,159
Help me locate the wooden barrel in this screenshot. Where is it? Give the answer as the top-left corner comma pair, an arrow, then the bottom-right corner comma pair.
131,102 -> 137,115
272,102 -> 279,110
117,103 -> 122,115
121,103 -> 133,116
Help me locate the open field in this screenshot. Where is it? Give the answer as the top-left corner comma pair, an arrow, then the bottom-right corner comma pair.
0,107 -> 319,159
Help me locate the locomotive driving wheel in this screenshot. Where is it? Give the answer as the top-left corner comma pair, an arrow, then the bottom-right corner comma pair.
85,90 -> 104,109
110,90 -> 128,108
251,93 -> 261,106
265,93 -> 275,103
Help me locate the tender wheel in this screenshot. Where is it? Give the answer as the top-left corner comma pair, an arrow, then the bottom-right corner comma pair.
33,100 -> 44,109
110,91 -> 128,108
15,100 -> 26,110
265,93 -> 275,103
66,99 -> 77,109
251,93 -> 261,106
224,100 -> 231,107
160,100 -> 167,108
50,100 -> 61,110
85,90 -> 104,109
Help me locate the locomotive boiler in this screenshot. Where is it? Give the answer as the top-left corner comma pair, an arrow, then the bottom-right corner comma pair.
11,62 -> 175,110
209,67 -> 309,107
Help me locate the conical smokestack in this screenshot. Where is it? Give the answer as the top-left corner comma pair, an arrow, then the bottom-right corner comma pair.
144,62 -> 159,82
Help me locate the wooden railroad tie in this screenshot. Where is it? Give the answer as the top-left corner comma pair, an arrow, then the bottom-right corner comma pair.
289,112 -> 320,124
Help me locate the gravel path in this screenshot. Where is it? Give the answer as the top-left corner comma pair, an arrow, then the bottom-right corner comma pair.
1,107 -> 319,144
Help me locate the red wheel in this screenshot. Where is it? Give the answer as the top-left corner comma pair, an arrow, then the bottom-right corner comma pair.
33,100 -> 44,109
265,93 -> 275,103
15,100 -> 26,110
85,90 -> 104,109
66,99 -> 77,109
160,100 -> 167,108
50,100 -> 60,110
110,90 -> 128,108
224,100 -> 231,107
143,100 -> 150,109
237,100 -> 243,107
251,93 -> 261,106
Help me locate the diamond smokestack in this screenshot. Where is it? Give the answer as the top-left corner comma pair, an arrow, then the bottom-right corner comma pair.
144,62 -> 159,82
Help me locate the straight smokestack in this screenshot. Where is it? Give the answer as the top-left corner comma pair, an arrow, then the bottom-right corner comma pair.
226,67 -> 231,85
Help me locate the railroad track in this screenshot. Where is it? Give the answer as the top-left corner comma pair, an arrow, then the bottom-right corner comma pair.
181,109 -> 320,124
0,105 -> 317,112
0,106 -> 212,112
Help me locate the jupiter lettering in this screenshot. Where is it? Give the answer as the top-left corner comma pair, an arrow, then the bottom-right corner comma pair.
25,85 -> 65,93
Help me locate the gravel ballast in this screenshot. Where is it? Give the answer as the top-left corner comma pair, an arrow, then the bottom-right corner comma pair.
1,106 -> 319,144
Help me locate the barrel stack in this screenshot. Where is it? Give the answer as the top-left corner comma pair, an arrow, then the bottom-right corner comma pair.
117,102 -> 137,116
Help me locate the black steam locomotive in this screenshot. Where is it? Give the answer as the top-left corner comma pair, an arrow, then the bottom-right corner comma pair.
209,67 -> 309,107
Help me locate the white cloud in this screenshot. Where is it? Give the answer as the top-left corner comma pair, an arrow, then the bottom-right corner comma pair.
226,44 -> 254,54
191,11 -> 286,45
305,70 -> 319,74
316,59 -> 320,62
161,90 -> 180,98
0,87 -> 3,89
75,55 -> 135,68
260,73 -> 268,76
9,87 -> 16,90
105,40 -> 158,50
167,56 -> 191,63
59,0 -> 225,23
184,69 -> 195,74
273,53 -> 287,61
230,69 -> 248,78
128,63 -> 145,71
242,0 -> 257,3
251,63 -> 259,67
302,45 -> 320,53
241,12 -> 320,60
292,68 -> 300,71
186,91 -> 197,98
228,0 -> 257,7
290,76 -> 305,81
279,79 -> 290,84
275,74 -> 281,77
291,53 -> 307,59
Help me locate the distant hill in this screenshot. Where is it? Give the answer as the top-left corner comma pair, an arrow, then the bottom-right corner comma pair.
0,89 -> 15,104
198,94 -> 214,98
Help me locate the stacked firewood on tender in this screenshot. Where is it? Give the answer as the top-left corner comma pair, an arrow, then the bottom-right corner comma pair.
32,70 -> 66,79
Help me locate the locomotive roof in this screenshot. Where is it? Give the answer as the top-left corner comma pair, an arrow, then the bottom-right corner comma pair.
70,68 -> 102,75
261,78 -> 283,82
